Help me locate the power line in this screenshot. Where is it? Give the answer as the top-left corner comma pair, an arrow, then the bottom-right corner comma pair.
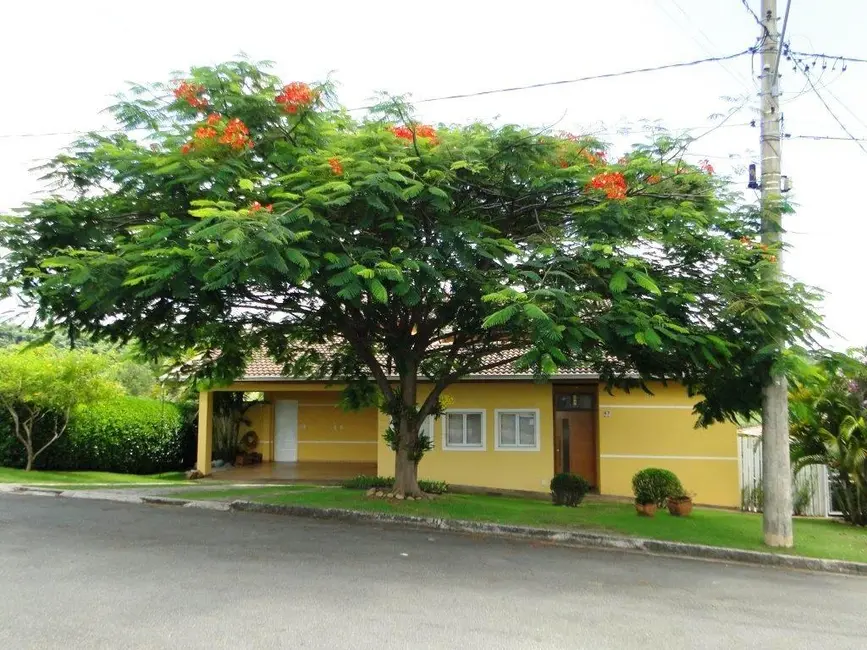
739,0 -> 770,38
0,49 -> 756,141
787,49 -> 867,66
787,134 -> 867,142
410,49 -> 756,104
792,59 -> 867,156
657,0 -> 757,94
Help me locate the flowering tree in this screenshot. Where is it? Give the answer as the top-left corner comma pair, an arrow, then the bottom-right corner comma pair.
0,60 -> 819,495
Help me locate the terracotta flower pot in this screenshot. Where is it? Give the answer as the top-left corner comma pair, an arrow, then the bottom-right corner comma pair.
635,502 -> 657,517
667,497 -> 693,517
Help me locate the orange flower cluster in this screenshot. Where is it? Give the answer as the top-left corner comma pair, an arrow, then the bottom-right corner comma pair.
588,172 -> 628,200
699,159 -> 715,175
328,157 -> 343,175
249,201 -> 273,213
276,82 -> 315,114
219,118 -> 252,150
390,124 -> 438,144
647,174 -> 661,185
391,125 -> 414,140
581,149 -> 606,166
173,81 -> 207,109
180,116 -> 252,153
738,237 -> 776,262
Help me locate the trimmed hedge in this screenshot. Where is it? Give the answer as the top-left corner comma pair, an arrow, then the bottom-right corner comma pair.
2,397 -> 186,474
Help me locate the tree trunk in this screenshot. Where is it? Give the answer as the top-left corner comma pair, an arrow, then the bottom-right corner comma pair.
393,445 -> 421,497
25,455 -> 33,472
392,371 -> 423,497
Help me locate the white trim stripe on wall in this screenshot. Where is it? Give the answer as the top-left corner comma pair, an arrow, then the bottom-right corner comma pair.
597,404 -> 694,410
298,440 -> 377,445
600,454 -> 737,461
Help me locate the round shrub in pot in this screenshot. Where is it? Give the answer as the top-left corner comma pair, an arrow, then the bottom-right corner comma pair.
632,468 -> 684,516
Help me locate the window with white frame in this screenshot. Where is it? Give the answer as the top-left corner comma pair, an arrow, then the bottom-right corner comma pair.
419,415 -> 435,449
443,410 -> 485,449
495,409 -> 539,450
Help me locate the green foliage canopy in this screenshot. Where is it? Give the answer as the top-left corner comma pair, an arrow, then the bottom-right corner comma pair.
0,60 -> 821,492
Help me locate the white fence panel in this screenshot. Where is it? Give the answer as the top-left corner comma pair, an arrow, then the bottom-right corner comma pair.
738,433 -> 830,517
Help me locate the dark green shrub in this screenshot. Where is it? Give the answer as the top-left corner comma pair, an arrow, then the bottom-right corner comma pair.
341,475 -> 448,494
39,397 -> 184,474
418,479 -> 448,495
632,468 -> 684,507
550,472 -> 591,506
342,475 -> 394,490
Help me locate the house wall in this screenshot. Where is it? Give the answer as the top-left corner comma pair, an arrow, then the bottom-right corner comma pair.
376,382 -> 555,492
264,390 -> 377,463
597,382 -> 740,507
241,402 -> 272,461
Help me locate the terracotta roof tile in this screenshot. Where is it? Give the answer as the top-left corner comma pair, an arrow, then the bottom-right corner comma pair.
241,348 -> 599,380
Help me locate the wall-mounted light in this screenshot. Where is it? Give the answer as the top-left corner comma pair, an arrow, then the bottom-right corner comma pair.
748,163 -> 760,189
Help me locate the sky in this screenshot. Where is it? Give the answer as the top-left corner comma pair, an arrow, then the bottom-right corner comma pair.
1,0 -> 864,349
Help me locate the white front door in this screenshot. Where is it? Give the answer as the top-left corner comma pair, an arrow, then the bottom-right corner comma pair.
274,400 -> 299,462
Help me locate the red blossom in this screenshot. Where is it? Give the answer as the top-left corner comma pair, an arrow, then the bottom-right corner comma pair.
390,124 -> 437,143
587,171 -> 628,200
276,82 -> 315,114
415,124 -> 438,143
173,81 -> 207,109
699,159 -> 715,175
390,125 -> 414,141
219,118 -> 252,150
180,143 -> 193,155
194,126 -> 218,140
739,236 -> 751,245
265,204 -> 273,212
328,157 -> 344,175
206,113 -> 222,126
647,174 -> 661,185
557,158 -> 569,168
581,149 -> 606,166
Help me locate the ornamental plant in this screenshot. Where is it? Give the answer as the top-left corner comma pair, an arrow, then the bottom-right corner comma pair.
0,59 -> 821,497
632,468 -> 684,507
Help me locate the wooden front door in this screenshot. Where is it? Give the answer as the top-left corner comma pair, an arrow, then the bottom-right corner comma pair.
553,389 -> 597,486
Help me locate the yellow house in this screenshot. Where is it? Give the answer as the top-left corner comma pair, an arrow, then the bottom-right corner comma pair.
197,354 -> 739,507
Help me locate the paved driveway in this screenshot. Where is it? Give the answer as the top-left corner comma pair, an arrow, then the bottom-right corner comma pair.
0,495 -> 864,649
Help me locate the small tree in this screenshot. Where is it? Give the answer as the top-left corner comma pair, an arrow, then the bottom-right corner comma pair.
0,347 -> 118,470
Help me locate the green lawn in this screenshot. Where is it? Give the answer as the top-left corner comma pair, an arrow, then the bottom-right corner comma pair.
174,486 -> 867,564
0,467 -> 186,485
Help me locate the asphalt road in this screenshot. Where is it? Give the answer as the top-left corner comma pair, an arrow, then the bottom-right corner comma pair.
0,495 -> 865,650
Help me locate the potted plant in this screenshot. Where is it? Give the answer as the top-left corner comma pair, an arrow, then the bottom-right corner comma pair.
632,468 -> 684,518
667,490 -> 694,517
634,497 -> 657,517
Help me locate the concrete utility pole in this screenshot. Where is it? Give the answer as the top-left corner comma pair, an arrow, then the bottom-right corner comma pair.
759,0 -> 793,547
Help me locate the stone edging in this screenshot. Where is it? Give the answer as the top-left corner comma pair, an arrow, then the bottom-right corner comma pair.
227,500 -> 867,577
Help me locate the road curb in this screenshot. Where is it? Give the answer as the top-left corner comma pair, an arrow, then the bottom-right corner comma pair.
228,500 -> 867,577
